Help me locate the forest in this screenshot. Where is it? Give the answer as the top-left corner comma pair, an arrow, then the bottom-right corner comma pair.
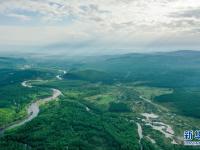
1,51 -> 200,150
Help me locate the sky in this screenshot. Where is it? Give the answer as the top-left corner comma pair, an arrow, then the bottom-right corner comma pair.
0,0 -> 200,55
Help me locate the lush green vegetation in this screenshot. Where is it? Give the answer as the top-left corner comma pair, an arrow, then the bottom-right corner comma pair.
64,69 -> 113,83
0,57 -> 25,69
1,78 -> 198,150
0,68 -> 53,128
1,51 -> 200,150
0,84 -> 51,127
78,51 -> 200,87
155,88 -> 200,118
0,69 -> 50,86
0,99 -> 140,150
108,102 -> 131,112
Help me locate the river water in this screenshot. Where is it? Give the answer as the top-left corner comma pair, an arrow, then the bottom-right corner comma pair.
1,82 -> 62,134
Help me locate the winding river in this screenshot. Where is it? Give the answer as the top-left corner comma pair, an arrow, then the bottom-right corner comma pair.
1,80 -> 62,135
136,122 -> 143,150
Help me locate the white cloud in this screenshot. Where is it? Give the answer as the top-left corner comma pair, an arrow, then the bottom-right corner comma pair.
7,13 -> 31,21
0,0 -> 199,53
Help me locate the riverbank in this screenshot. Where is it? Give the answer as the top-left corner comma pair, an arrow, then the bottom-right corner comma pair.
0,87 -> 62,135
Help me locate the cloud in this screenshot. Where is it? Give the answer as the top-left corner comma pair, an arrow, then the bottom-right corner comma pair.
1,0 -> 199,29
7,13 -> 31,21
0,0 -> 199,53
170,8 -> 200,19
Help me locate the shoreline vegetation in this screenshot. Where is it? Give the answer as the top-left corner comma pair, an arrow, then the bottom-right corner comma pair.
1,79 -> 62,135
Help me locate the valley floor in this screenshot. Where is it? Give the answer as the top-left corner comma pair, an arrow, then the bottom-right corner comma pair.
0,65 -> 200,150
0,68 -> 200,150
